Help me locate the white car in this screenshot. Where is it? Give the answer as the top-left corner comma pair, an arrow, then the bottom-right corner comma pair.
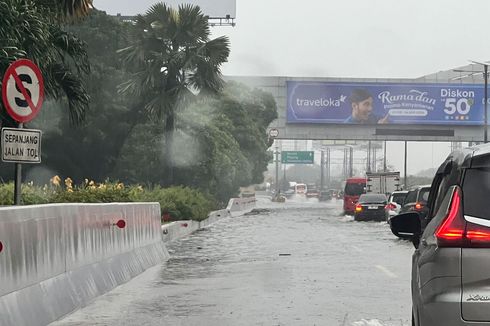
386,190 -> 408,219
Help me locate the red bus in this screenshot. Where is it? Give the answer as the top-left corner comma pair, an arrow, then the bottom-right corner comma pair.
343,177 -> 367,215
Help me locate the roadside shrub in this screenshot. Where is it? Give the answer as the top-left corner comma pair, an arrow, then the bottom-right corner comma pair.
132,186 -> 216,221
0,183 -> 50,205
0,183 -> 14,205
0,179 -> 217,221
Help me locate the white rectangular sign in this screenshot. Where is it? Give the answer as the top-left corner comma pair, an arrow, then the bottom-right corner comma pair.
98,0 -> 236,18
1,128 -> 42,163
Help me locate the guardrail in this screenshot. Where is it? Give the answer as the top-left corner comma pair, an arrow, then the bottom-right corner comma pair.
0,203 -> 168,326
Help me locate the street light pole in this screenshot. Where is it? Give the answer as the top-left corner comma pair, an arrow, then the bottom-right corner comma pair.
275,146 -> 279,195
404,141 -> 408,189
320,150 -> 325,191
383,141 -> 387,172
484,64 -> 488,143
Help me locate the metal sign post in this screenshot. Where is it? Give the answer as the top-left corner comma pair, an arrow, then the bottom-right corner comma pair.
1,59 -> 44,205
14,123 -> 23,205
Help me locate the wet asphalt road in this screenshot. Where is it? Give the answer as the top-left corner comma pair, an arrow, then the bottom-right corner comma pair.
51,197 -> 414,326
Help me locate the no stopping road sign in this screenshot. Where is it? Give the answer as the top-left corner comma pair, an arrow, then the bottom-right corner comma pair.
2,59 -> 44,123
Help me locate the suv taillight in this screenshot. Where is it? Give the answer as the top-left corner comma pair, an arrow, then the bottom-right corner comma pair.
435,188 -> 490,248
385,203 -> 397,210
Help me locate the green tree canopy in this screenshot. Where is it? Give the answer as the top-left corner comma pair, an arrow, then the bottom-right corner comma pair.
118,3 -> 230,184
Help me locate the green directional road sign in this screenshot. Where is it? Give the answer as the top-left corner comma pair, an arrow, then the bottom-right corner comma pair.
281,151 -> 314,164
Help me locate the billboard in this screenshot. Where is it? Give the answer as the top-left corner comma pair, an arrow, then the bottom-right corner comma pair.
287,81 -> 486,125
99,0 -> 236,18
164,0 -> 236,18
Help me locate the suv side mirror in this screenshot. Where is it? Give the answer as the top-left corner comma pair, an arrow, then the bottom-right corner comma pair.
390,212 -> 422,248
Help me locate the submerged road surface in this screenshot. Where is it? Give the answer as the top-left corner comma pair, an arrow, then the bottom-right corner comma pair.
51,197 -> 413,326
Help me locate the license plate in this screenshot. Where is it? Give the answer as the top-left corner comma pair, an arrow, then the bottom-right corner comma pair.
368,206 -> 378,210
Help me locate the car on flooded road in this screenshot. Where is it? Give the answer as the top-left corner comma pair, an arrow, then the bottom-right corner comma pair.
354,193 -> 388,222
399,185 -> 431,220
391,143 -> 490,326
306,184 -> 320,198
386,190 -> 408,219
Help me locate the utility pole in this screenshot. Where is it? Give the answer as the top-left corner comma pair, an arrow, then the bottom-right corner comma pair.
320,150 -> 325,190
275,146 -> 279,195
404,141 -> 408,189
367,141 -> 372,173
283,162 -> 286,187
485,64 -> 488,143
326,148 -> 331,185
383,141 -> 387,172
373,145 -> 377,173
349,146 -> 354,177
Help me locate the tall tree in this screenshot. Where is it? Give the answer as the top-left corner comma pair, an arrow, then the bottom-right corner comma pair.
118,3 -> 230,185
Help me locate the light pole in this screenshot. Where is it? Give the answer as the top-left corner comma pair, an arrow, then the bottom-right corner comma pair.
275,146 -> 280,195
453,60 -> 489,143
320,150 -> 325,191
404,141 -> 408,190
383,141 -> 387,172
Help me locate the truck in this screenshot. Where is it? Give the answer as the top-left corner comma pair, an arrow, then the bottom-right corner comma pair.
343,177 -> 367,215
365,172 -> 401,196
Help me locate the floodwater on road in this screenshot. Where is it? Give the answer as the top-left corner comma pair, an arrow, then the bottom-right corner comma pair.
51,197 -> 414,326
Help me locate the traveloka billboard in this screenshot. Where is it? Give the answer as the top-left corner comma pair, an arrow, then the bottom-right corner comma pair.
287,81 -> 486,125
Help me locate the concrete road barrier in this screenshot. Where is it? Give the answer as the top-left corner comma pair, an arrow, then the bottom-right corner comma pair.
0,203 -> 168,326
162,197 -> 256,243
227,197 -> 256,216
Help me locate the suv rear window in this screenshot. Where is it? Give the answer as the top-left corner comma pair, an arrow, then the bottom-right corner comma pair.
463,168 -> 490,219
418,187 -> 430,203
390,193 -> 407,205
404,190 -> 417,204
345,183 -> 365,196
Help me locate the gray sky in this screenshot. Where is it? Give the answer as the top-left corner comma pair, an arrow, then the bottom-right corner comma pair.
97,0 -> 488,175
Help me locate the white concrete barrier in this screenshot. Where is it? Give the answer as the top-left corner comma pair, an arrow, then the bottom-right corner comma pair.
162,197 -> 256,243
0,203 -> 168,326
227,197 -> 256,216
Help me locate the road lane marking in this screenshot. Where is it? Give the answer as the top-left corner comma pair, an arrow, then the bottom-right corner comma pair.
352,319 -> 385,326
375,265 -> 398,279
351,245 -> 363,253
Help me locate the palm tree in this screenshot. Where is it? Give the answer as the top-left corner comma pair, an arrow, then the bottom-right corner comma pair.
34,0 -> 93,19
0,0 -> 90,126
118,3 -> 230,185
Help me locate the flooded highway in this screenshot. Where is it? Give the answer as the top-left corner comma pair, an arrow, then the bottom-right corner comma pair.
51,197 -> 413,326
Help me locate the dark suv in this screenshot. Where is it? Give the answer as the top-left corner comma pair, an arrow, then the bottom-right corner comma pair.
399,185 -> 431,218
391,144 -> 490,326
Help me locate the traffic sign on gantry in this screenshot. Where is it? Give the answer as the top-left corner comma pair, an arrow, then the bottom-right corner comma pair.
2,59 -> 44,123
281,151 -> 314,164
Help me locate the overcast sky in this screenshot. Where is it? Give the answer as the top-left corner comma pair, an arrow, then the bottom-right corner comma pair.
97,0 -> 490,175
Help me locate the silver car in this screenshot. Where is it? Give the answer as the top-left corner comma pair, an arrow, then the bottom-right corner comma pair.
391,144 -> 490,326
386,190 -> 408,218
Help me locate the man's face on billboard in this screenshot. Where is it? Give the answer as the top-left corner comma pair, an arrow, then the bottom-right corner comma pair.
352,97 -> 373,122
